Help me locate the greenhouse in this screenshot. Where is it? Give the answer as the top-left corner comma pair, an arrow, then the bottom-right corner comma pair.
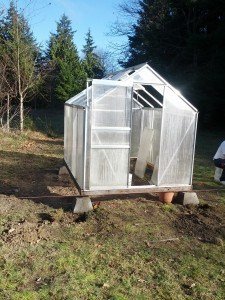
64,63 -> 198,196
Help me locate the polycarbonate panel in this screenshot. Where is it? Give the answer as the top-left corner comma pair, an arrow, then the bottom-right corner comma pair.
104,63 -> 146,80
135,128 -> 154,178
92,110 -> 130,128
92,130 -> 130,146
64,105 -> 85,189
76,108 -> 85,188
92,85 -> 131,127
90,149 -> 129,187
142,108 -> 162,166
130,66 -> 165,95
71,107 -> 78,178
66,86 -> 92,107
157,87 -> 197,185
64,105 -> 73,170
131,104 -> 142,157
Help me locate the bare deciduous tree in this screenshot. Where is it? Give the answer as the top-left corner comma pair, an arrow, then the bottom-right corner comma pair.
0,1 -> 42,131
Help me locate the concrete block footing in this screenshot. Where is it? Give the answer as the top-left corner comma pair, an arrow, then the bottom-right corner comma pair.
175,192 -> 199,205
59,166 -> 69,176
74,197 -> 93,214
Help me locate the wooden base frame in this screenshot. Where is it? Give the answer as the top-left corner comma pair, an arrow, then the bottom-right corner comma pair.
64,160 -> 192,197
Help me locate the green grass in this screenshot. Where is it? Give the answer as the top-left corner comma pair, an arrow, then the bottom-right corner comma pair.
1,197 -> 224,299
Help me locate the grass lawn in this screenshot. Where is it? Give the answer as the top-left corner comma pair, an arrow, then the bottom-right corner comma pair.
0,112 -> 225,300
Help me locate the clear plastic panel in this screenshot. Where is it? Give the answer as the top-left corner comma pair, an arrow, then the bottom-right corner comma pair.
66,86 -> 92,107
131,67 -> 165,95
131,104 -> 142,157
90,149 -> 129,187
142,109 -> 162,166
76,108 -> 84,188
64,105 -> 84,188
92,130 -> 130,146
157,87 -> 197,185
64,105 -> 73,170
134,108 -> 162,179
134,128 -> 154,178
92,86 -> 131,127
71,107 -> 78,178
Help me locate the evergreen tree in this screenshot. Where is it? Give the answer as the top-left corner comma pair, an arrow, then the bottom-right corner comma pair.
121,0 -> 225,126
82,29 -> 104,79
46,14 -> 85,103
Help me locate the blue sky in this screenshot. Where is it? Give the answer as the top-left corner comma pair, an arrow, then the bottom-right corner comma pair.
0,0 -> 128,54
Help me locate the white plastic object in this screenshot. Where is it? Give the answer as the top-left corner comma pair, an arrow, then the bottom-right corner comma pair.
128,173 -> 133,186
214,167 -> 222,182
135,128 -> 154,178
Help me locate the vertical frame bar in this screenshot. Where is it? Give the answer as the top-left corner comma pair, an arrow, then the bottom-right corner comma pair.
127,86 -> 133,187
157,85 -> 166,186
86,81 -> 93,189
83,80 -> 91,189
189,112 -> 199,185
64,105 -> 66,159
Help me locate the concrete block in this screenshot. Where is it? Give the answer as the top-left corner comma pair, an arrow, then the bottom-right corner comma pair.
74,197 -> 93,214
59,166 -> 69,176
175,192 -> 199,205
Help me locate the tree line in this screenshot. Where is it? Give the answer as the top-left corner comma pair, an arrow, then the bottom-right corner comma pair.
0,1 -> 105,131
1,0 -> 224,132
117,0 -> 225,127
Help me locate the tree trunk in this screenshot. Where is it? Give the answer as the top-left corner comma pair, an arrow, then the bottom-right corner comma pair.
7,93 -> 10,132
20,94 -> 24,132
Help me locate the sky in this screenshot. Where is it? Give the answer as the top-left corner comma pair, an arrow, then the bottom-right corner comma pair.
0,0 -> 128,55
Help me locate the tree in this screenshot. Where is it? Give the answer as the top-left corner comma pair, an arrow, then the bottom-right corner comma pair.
95,49 -> 118,76
82,29 -> 105,79
0,1 -> 41,131
116,0 -> 225,126
46,14 -> 86,103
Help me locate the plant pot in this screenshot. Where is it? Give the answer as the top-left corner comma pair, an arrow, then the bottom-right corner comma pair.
159,192 -> 175,204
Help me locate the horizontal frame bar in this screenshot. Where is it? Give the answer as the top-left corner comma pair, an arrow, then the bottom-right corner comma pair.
93,109 -> 125,112
91,145 -> 130,149
81,185 -> 192,196
92,126 -> 131,131
92,79 -> 133,87
65,103 -> 85,109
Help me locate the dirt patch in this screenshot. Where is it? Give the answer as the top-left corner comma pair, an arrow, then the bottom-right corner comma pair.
174,203 -> 225,242
0,194 -> 81,248
130,158 -> 153,185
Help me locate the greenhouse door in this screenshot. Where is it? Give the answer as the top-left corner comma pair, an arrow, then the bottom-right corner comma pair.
157,86 -> 197,186
88,80 -> 133,189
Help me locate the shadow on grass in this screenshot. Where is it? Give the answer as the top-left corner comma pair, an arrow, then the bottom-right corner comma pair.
0,150 -> 79,210
30,109 -> 64,137
0,149 -> 62,195
28,137 -> 64,146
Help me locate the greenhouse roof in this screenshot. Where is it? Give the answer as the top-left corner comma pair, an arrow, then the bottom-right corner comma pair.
65,63 -> 197,112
